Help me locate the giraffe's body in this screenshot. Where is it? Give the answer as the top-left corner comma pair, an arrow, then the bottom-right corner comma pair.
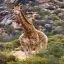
19,30 -> 48,53
7,5 -> 48,57
13,6 -> 48,56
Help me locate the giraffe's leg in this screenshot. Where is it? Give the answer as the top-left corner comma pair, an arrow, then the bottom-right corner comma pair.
27,46 -> 33,58
24,49 -> 28,58
20,42 -> 28,58
23,44 -> 29,58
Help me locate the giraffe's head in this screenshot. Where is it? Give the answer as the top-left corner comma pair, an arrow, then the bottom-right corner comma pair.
12,5 -> 33,25
11,5 -> 21,24
13,5 -> 21,14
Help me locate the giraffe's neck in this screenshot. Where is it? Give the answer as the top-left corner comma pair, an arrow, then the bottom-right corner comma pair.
17,11 -> 38,38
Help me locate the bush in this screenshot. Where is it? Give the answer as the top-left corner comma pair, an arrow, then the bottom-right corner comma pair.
38,55 -> 59,64
2,39 -> 20,50
4,43 -> 13,50
47,55 -> 59,64
48,35 -> 64,43
40,42 -> 64,58
59,56 -> 64,64
7,55 -> 16,62
49,14 -> 60,21
37,39 -> 64,64
7,61 -> 21,64
0,53 -> 17,64
34,7 -> 50,18
47,43 -> 64,58
7,57 -> 48,64
12,39 -> 20,49
0,53 -> 7,64
20,57 -> 48,64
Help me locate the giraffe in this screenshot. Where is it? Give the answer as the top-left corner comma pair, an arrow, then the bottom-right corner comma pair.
13,6 -> 48,57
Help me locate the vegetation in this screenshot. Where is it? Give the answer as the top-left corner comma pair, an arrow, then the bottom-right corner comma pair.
0,34 -> 64,64
0,39 -> 20,52
0,0 -> 64,64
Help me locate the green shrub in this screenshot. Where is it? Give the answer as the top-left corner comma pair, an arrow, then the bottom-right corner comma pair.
59,56 -> 64,64
0,53 -> 7,64
2,39 -> 20,50
37,54 -> 59,64
7,61 -> 21,64
22,57 -> 48,64
48,35 -> 64,43
7,57 -> 48,64
47,43 -> 64,58
12,39 -> 20,49
34,7 -> 50,18
50,14 -> 60,21
37,41 -> 64,64
47,55 -> 59,64
7,55 -> 16,62
4,43 -> 13,50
